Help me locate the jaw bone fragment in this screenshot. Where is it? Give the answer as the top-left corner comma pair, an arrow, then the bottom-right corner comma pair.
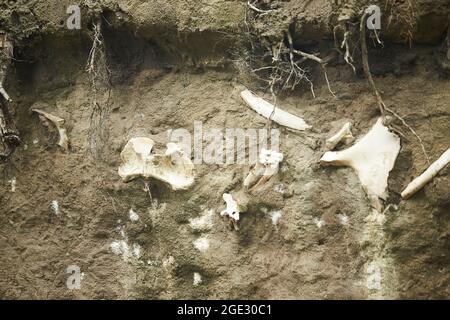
326,122 -> 355,150
320,118 -> 400,211
401,147 -> 450,199
32,109 -> 69,150
118,137 -> 195,191
240,89 -> 311,131
244,149 -> 283,192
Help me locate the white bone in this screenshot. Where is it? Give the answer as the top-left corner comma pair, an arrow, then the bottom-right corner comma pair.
0,86 -> 11,102
220,193 -> 241,221
320,118 -> 400,211
220,193 -> 247,221
244,148 -> 283,191
401,147 -> 450,199
326,122 -> 355,150
0,34 -> 13,102
32,109 -> 69,150
118,137 -> 194,190
240,89 -> 311,131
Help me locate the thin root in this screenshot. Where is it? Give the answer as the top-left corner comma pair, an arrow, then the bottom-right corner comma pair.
360,11 -> 430,164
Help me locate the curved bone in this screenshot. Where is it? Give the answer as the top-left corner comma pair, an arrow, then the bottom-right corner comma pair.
32,109 -> 69,150
244,149 -> 283,191
326,122 -> 355,150
320,118 -> 400,211
240,89 -> 311,131
118,137 -> 194,190
401,147 -> 450,199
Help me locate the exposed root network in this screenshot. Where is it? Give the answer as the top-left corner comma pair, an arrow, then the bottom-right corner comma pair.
86,20 -> 112,160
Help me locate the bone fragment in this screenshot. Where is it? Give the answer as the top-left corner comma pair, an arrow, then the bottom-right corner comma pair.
401,148 -> 450,199
240,89 -> 311,131
320,118 -> 400,211
32,109 -> 69,150
220,192 -> 248,222
244,149 -> 283,191
326,122 -> 355,150
118,138 -> 195,190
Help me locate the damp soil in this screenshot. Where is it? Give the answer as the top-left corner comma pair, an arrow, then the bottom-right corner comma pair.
0,0 -> 449,299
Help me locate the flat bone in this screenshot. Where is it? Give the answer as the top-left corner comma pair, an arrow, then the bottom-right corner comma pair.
118,137 -> 195,190
401,147 -> 450,199
320,118 -> 400,211
240,89 -> 311,131
32,109 -> 69,150
326,122 -> 355,150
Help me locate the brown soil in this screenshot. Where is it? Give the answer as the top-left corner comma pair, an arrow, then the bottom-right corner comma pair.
0,0 -> 449,299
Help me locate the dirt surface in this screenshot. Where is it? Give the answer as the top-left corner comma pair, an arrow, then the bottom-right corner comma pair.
0,0 -> 449,299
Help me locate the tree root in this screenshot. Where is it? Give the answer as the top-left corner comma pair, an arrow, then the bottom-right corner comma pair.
360,11 -> 430,164
86,20 -> 112,160
240,3 -> 336,108
0,33 -> 20,160
0,100 -> 20,160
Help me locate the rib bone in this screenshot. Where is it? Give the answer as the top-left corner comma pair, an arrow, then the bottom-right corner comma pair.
401,148 -> 450,199
240,89 -> 311,131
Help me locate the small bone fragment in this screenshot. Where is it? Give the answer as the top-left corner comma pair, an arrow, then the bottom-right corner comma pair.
401,148 -> 450,199
240,89 -> 311,131
220,193 -> 241,221
244,149 -> 283,191
193,272 -> 202,286
320,118 -> 400,211
220,192 -> 248,222
0,32 -> 13,102
326,122 -> 355,150
0,86 -> 11,102
118,138 -> 194,190
32,109 -> 69,150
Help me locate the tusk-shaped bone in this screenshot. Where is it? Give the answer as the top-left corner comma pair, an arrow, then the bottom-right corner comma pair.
240,89 -> 311,131
326,122 -> 355,150
32,109 -> 69,150
320,118 -> 400,212
401,147 -> 450,199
